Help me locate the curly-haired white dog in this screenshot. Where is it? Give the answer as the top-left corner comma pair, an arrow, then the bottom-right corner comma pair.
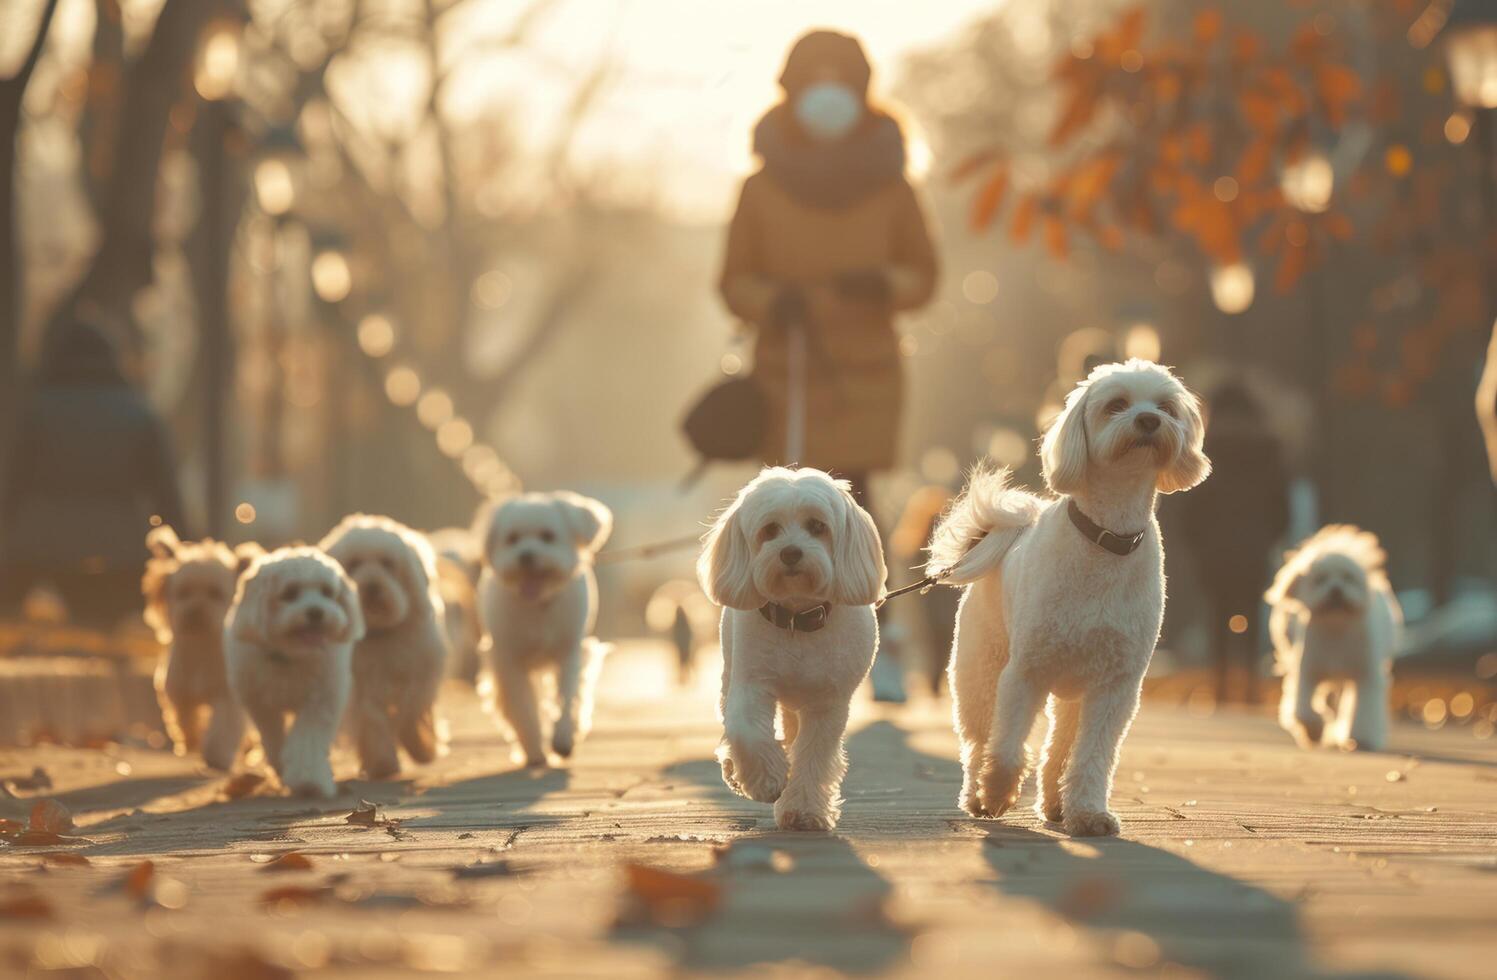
321,515 -> 449,779
1266,525 -> 1401,752
698,467 -> 886,831
476,492 -> 613,767
142,526 -> 261,769
930,360 -> 1210,837
225,547 -> 364,798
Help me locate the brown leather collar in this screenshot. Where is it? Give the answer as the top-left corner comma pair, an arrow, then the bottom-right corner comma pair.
759,601 -> 830,634
1067,499 -> 1145,556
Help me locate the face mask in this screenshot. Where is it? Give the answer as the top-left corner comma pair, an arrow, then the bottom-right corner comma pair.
793,82 -> 862,142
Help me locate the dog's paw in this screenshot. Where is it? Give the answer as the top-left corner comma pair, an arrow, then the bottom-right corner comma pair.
286,775 -> 338,800
976,761 -> 1023,817
959,783 -> 993,819
1037,797 -> 1063,824
1291,712 -> 1325,748
1064,809 -> 1121,838
551,730 -> 575,759
739,770 -> 785,805
775,807 -> 835,832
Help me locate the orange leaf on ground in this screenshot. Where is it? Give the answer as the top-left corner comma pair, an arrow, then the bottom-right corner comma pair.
29,799 -> 72,834
261,852 -> 315,873
123,861 -> 156,900
622,864 -> 722,928
260,885 -> 333,908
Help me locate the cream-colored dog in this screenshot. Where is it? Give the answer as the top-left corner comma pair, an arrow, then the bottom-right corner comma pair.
699,467 -> 886,831
930,360 -> 1210,837
1266,525 -> 1401,752
321,515 -> 449,779
476,492 -> 613,767
142,526 -> 261,769
225,547 -> 364,798
428,526 -> 485,684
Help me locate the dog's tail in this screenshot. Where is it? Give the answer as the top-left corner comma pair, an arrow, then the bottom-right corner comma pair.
927,463 -> 1044,586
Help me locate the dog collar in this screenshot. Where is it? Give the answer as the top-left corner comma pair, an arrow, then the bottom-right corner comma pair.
1067,499 -> 1145,557
759,601 -> 830,634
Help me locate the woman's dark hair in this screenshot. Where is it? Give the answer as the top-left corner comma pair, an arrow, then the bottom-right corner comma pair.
778,30 -> 873,95
36,317 -> 127,386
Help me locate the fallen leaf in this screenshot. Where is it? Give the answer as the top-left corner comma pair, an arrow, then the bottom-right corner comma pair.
260,884 -> 333,908
620,864 -> 721,928
0,892 -> 54,919
123,861 -> 156,900
29,799 -> 73,834
222,773 -> 267,800
346,800 -> 388,827
260,852 -> 315,873
44,852 -> 91,867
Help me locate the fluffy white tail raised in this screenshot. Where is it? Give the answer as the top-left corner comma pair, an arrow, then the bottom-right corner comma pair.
927,465 -> 1045,586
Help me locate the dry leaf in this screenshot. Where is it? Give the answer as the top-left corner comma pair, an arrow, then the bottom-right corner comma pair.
44,852 -> 91,867
0,892 -> 54,919
124,861 -> 156,900
222,772 -> 267,800
260,885 -> 333,908
621,864 -> 722,928
346,800 -> 388,827
29,798 -> 73,834
261,852 -> 315,873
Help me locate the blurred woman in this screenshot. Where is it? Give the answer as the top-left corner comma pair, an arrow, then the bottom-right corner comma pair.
719,29 -> 939,700
0,318 -> 187,629
1177,381 -> 1291,704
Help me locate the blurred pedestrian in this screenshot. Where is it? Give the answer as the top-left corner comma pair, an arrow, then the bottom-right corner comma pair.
1177,381 -> 1291,704
890,484 -> 959,694
719,29 -> 939,701
0,317 -> 187,629
671,604 -> 695,686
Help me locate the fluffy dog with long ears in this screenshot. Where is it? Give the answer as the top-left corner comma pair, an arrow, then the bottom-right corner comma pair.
699,467 -> 886,831
321,515 -> 449,779
142,526 -> 261,769
476,491 -> 613,767
930,360 -> 1210,837
1266,525 -> 1401,752
225,546 -> 365,798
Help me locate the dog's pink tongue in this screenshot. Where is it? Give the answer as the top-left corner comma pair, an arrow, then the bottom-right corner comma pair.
519,579 -> 544,601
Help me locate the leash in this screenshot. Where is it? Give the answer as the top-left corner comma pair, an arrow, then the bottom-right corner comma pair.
876,566 -> 956,608
595,533 -> 704,565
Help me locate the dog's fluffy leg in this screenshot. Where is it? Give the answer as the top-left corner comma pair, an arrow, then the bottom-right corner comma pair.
552,639 -> 607,759
200,697 -> 246,771
949,586 -> 1005,817
1280,667 -> 1324,748
779,705 -> 800,747
774,700 -> 850,831
354,694 -> 402,780
247,703 -> 287,774
1037,695 -> 1080,823
494,654 -> 546,767
281,709 -> 340,799
1340,675 -> 1388,751
978,665 -> 1044,817
1060,685 -> 1140,837
721,682 -> 786,804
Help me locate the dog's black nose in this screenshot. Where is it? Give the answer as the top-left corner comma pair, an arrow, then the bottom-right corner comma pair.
1135,412 -> 1161,433
518,551 -> 536,569
306,607 -> 324,624
780,545 -> 803,566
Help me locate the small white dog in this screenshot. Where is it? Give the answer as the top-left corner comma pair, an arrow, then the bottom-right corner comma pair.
225,546 -> 365,798
428,526 -> 485,684
321,515 -> 449,779
929,360 -> 1210,837
476,491 -> 613,767
142,526 -> 261,769
1266,525 -> 1401,752
698,467 -> 886,831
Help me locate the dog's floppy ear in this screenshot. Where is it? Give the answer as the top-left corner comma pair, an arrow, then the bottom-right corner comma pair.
335,567 -> 367,644
226,558 -> 271,647
697,495 -> 762,611
556,493 -> 613,554
1158,386 -> 1212,494
146,524 -> 182,560
1264,551 -> 1305,609
829,483 -> 886,607
397,526 -> 437,597
1041,381 -> 1092,495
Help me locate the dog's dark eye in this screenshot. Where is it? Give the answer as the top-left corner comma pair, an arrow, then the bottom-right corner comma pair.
280,586 -> 300,603
320,585 -> 334,599
761,522 -> 782,541
1158,401 -> 1178,418
1104,397 -> 1129,415
506,532 -> 520,547
539,529 -> 555,544
805,518 -> 828,536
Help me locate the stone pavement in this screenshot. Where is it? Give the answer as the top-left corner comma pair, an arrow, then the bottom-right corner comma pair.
1,641 -> 1495,979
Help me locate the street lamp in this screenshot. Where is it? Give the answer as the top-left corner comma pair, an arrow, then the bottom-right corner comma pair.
1442,0 -> 1497,110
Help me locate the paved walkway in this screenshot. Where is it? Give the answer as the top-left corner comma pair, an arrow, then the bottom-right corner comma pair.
2,642 -> 1495,978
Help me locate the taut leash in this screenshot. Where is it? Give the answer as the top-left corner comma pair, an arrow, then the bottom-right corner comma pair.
876,566 -> 956,608
595,533 -> 704,565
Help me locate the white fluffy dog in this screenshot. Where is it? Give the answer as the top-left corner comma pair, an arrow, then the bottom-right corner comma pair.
321,515 -> 449,779
929,360 -> 1210,837
428,526 -> 485,684
698,467 -> 886,831
142,526 -> 261,769
1266,525 -> 1401,752
225,547 -> 365,798
476,492 -> 613,767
